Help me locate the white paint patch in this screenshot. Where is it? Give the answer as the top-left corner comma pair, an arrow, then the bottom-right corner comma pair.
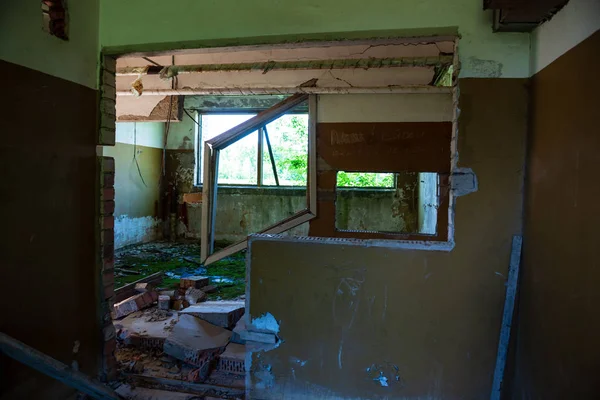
115,215 -> 161,249
251,313 -> 280,334
374,374 -> 389,387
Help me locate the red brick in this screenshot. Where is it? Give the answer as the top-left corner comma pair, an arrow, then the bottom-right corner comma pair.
103,157 -> 115,172
104,285 -> 114,301
103,216 -> 114,230
102,188 -> 115,201
103,200 -> 115,215
101,229 -> 114,246
103,258 -> 114,272
103,173 -> 115,188
103,244 -> 114,259
103,270 -> 115,287
180,276 -> 209,290
103,338 -> 117,355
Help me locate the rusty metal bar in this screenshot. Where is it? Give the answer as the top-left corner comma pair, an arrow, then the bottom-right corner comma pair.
263,125 -> 280,186
257,127 -> 264,186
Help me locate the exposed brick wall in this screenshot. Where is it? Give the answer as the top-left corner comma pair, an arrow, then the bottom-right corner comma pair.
100,56 -> 116,146
98,156 -> 117,381
97,56 -> 118,381
41,0 -> 68,40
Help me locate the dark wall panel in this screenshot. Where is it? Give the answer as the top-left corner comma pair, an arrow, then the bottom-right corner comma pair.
512,31 -> 600,399
248,78 -> 528,399
0,60 -> 100,399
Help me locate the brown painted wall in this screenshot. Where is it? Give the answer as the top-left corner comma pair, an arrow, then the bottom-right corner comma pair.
511,31 -> 600,399
248,78 -> 528,399
0,60 -> 100,398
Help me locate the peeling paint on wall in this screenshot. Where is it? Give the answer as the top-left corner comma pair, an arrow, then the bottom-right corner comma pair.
115,215 -> 162,249
464,57 -> 503,78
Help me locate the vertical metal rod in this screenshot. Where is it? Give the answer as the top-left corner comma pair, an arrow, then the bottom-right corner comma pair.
490,235 -> 523,400
257,128 -> 264,186
263,126 -> 280,186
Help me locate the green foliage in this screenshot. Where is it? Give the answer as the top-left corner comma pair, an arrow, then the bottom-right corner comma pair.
337,171 -> 394,188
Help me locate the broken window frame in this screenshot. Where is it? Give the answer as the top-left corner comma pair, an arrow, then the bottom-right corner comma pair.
194,112 -> 308,188
201,94 -> 317,265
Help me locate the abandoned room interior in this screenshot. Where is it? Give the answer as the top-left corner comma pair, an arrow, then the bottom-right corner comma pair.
1,0 -> 599,399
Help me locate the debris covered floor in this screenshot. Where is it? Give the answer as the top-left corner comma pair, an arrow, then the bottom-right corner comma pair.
111,241 -> 248,399
115,240 -> 246,300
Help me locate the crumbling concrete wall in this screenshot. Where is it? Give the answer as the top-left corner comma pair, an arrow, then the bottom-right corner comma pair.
246,79 -> 528,399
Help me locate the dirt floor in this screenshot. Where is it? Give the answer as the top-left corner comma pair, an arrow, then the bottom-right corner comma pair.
114,240 -> 245,300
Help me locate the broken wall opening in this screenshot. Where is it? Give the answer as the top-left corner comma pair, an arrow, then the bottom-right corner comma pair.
97,35 -> 460,396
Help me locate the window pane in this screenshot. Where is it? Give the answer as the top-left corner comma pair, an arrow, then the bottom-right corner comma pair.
199,114 -> 256,185
218,130 -> 258,185
262,114 -> 308,186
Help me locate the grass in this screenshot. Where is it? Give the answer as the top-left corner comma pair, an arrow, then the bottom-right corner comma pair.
114,241 -> 246,300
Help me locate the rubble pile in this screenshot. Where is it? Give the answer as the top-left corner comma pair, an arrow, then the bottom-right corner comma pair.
112,276 -> 247,389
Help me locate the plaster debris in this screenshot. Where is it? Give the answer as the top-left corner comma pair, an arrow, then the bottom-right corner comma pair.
184,287 -> 206,304
374,374 -> 389,387
451,167 -> 478,197
250,312 -> 280,334
163,314 -> 231,368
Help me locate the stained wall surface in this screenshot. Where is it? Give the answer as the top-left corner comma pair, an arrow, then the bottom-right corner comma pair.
511,31 -> 600,399
103,122 -> 164,248
248,79 -> 528,399
99,0 -> 529,78
0,60 -> 100,399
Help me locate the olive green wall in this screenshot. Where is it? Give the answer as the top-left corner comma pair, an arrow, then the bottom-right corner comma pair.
103,123 -> 164,248
248,78 -> 528,399
99,0 -> 529,78
0,0 -> 100,89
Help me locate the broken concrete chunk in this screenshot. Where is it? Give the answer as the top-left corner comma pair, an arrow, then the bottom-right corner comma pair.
159,290 -> 176,298
164,314 -> 231,373
231,314 -> 247,344
158,295 -> 170,310
239,330 -> 277,344
217,343 -> 246,375
134,291 -> 158,309
135,282 -> 154,293
113,291 -> 157,319
171,300 -> 184,311
180,276 -> 209,290
184,287 -> 206,305
114,310 -> 178,349
200,284 -> 217,294
179,301 -> 244,329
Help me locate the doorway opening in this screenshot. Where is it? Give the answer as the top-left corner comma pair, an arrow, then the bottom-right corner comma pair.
97,36 -> 458,396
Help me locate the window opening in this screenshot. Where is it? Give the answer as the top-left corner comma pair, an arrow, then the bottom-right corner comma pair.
335,171 -> 439,234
